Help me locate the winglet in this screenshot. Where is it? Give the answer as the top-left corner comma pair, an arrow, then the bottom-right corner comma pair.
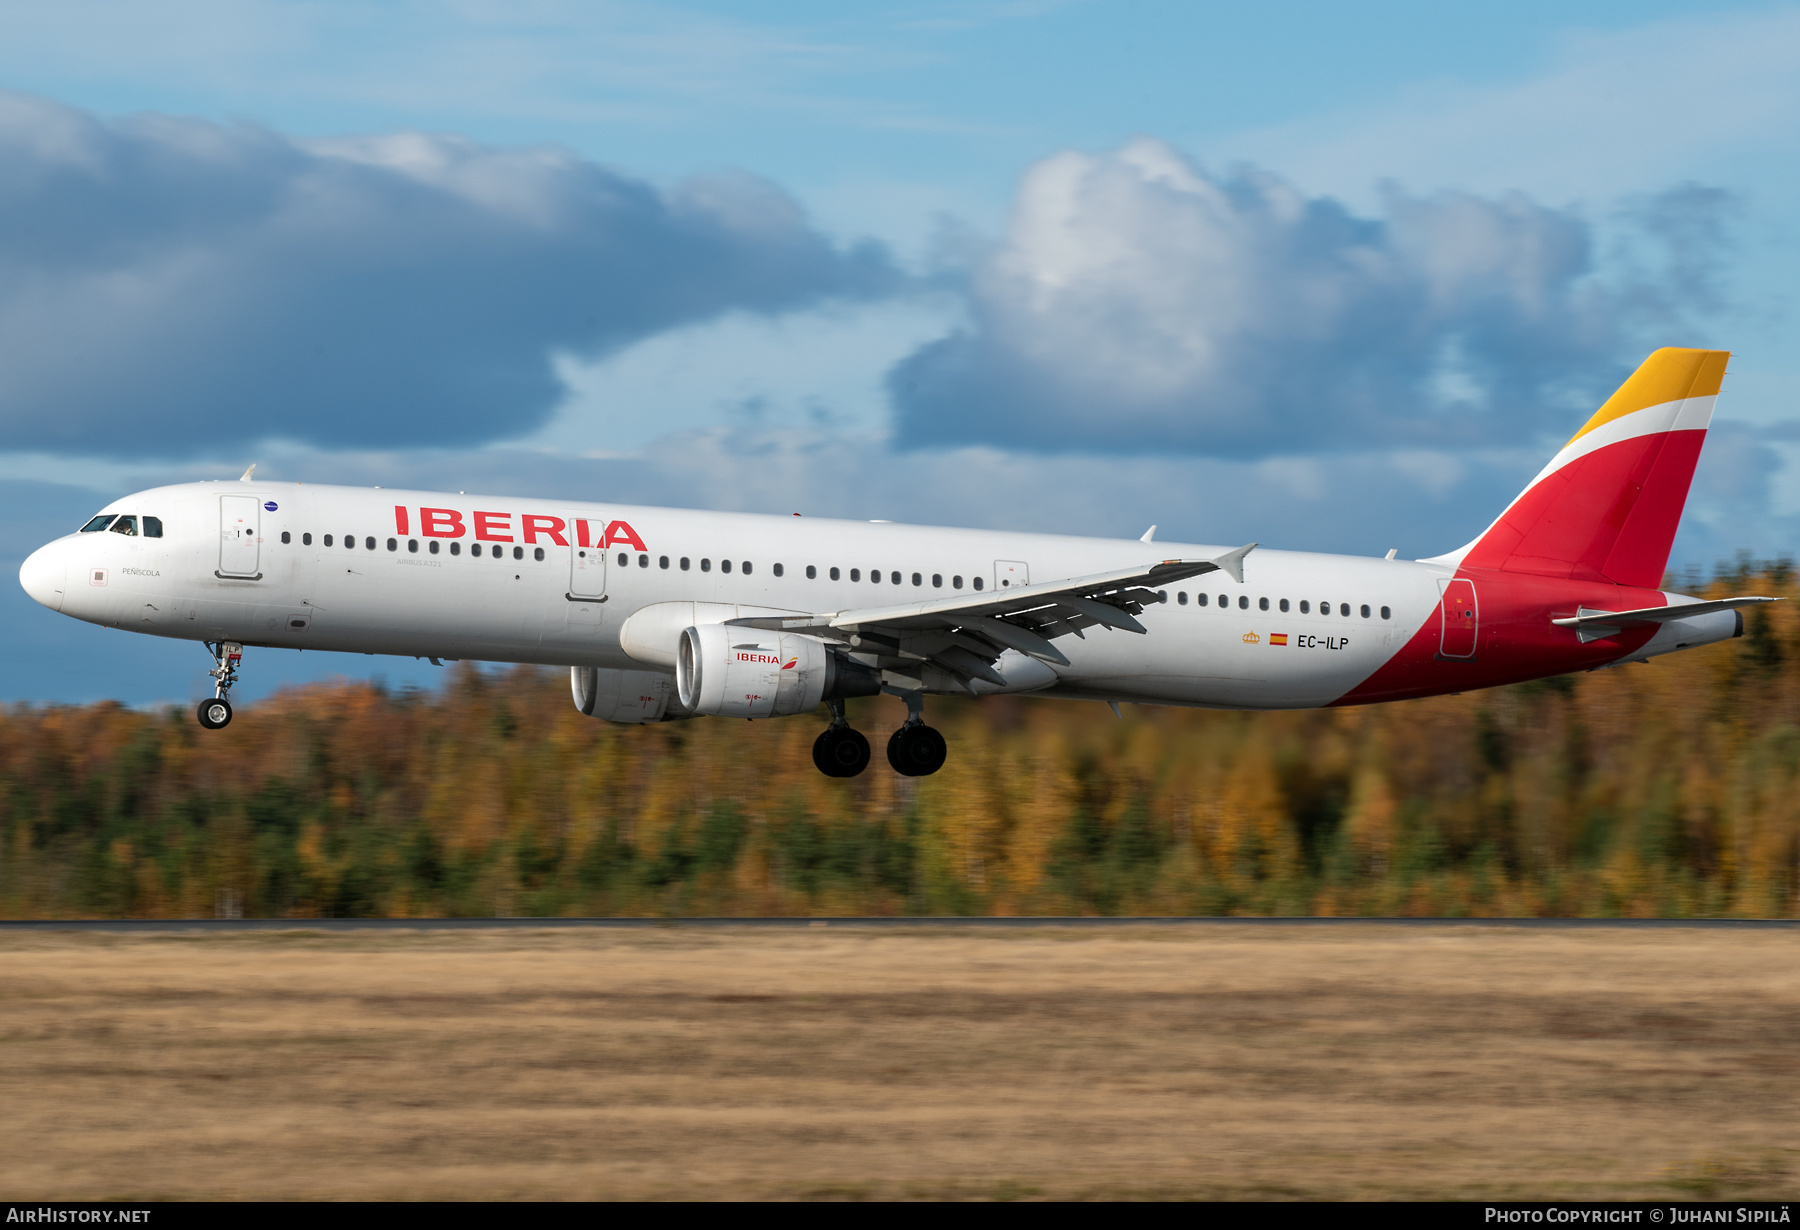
1213,543 -> 1257,584
1140,525 -> 1157,544
238,464 -> 256,483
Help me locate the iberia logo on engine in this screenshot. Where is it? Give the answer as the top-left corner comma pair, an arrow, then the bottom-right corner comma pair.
736,652 -> 783,664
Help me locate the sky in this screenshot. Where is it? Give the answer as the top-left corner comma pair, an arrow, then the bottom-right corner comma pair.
4,0 -> 1799,704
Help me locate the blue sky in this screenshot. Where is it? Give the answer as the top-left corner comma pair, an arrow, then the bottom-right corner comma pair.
4,0 -> 1799,704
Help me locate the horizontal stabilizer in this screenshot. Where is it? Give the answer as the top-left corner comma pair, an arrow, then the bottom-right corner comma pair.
1551,596 -> 1778,643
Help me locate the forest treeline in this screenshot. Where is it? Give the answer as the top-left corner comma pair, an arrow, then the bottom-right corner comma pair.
5,563 -> 1800,919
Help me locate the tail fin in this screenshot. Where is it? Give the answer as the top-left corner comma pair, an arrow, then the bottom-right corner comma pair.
1439,348 -> 1729,589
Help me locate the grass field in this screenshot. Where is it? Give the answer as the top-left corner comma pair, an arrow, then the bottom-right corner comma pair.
2,924 -> 1796,1200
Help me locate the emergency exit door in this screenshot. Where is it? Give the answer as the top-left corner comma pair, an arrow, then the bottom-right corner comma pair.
994,560 -> 1029,590
1438,577 -> 1478,658
218,495 -> 261,578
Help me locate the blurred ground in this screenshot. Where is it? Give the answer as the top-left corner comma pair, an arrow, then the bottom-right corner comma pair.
2,924 -> 1796,1200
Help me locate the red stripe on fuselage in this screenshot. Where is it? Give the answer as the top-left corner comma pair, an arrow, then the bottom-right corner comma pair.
1333,570 -> 1663,707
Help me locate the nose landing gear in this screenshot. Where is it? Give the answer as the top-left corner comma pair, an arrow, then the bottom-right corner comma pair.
197,641 -> 242,729
812,700 -> 871,777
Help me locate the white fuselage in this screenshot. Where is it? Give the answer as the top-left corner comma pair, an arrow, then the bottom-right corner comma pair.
22,480 -> 1454,710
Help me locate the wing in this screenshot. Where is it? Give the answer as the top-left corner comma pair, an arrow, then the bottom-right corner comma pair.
727,544 -> 1257,693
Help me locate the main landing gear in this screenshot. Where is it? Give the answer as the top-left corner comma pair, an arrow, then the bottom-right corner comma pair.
812,694 -> 948,779
813,700 -> 871,778
197,641 -> 242,730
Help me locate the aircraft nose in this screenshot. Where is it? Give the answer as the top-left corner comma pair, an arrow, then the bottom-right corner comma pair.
19,542 -> 67,612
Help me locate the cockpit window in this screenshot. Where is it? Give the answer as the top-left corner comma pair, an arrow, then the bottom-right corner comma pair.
143,516 -> 163,538
80,515 -> 116,533
109,516 -> 138,536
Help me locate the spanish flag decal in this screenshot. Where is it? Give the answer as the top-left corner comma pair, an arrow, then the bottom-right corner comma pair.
1269,633 -> 1289,646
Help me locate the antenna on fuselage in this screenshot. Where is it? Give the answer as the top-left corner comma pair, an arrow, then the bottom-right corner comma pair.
238,464 -> 256,483
1140,525 -> 1157,543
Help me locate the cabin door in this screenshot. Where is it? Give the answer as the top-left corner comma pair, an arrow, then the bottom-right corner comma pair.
218,495 -> 261,578
568,516 -> 607,602
1438,577 -> 1478,659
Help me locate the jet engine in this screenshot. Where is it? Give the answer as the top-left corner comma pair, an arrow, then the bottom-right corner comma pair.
570,666 -> 692,724
676,624 -> 870,718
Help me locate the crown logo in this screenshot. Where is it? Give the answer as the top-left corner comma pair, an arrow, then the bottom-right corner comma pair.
1242,631 -> 1261,644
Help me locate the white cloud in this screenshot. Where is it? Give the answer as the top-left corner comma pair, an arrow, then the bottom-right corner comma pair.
0,90 -> 896,458
888,138 -> 1714,457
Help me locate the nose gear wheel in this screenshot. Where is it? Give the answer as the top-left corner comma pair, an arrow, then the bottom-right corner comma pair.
197,641 -> 244,729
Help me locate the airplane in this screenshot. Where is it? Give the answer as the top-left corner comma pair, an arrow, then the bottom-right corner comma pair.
17,347 -> 1775,778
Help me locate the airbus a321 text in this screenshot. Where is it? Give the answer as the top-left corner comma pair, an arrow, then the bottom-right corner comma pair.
19,348 -> 1775,778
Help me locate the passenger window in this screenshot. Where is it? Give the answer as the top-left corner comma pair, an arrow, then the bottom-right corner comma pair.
974,576 -> 984,590
143,516 -> 163,538
324,535 -> 333,547
1361,604 -> 1371,618
1320,600 -> 1330,615
871,569 -> 881,584
618,552 -> 630,567
1217,594 -> 1227,607
742,562 -> 752,575
913,572 -> 923,587
830,567 -> 840,580
638,554 -> 648,568
1258,597 -> 1269,611
515,547 -> 525,560
450,542 -> 461,556
1381,606 -> 1391,620
850,569 -> 861,581
345,534 -> 355,549
472,543 -> 483,558
721,559 -> 732,574
1340,603 -> 1350,617
281,532 -> 291,544
701,558 -> 712,572
1279,599 -> 1289,612
1196,593 -> 1208,607
1299,600 -> 1309,614
387,538 -> 397,551
303,533 -> 313,546
805,565 -> 815,579
1177,592 -> 1188,605
774,563 -> 785,577
681,557 -> 690,570
110,516 -> 137,536
534,548 -> 545,561
953,575 -> 962,589
408,540 -> 418,553
659,556 -> 670,569
1238,595 -> 1248,610
931,574 -> 942,588
365,537 -> 376,550
892,571 -> 901,585
429,540 -> 439,555
80,515 -> 116,532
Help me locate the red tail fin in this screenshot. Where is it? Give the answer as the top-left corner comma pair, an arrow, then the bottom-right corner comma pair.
1445,348 -> 1729,589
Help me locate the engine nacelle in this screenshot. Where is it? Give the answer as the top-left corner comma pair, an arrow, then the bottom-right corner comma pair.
570,666 -> 690,724
675,624 -> 836,718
